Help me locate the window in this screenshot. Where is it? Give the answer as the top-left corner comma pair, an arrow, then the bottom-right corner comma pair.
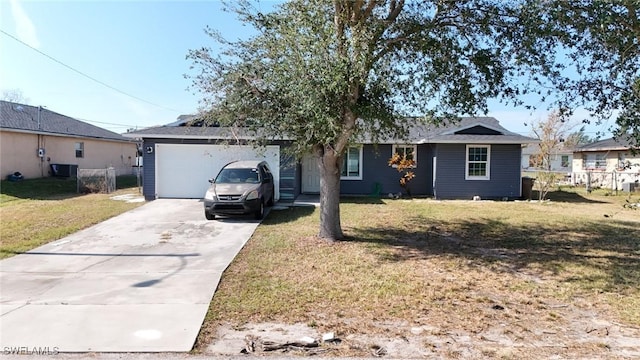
75,142 -> 84,158
582,153 -> 606,170
392,144 -> 417,166
617,153 -> 630,170
341,146 -> 362,180
466,145 -> 490,180
561,155 -> 569,168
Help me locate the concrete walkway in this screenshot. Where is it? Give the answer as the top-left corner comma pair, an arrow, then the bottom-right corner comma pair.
0,199 -> 260,352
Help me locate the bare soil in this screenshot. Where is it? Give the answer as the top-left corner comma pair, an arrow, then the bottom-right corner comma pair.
207,314 -> 640,359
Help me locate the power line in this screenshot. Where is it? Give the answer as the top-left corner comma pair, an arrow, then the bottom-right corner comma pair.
76,118 -> 140,128
0,29 -> 183,113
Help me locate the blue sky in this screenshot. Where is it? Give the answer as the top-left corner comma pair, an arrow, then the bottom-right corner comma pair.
1,0 -> 612,137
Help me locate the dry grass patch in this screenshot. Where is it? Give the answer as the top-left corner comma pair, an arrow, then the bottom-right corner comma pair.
198,188 -> 640,358
1,176 -> 144,258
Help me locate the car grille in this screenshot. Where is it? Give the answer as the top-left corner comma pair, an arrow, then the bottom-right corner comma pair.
213,204 -> 245,211
217,194 -> 242,201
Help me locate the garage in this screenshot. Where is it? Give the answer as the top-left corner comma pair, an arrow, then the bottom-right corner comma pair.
154,144 -> 280,199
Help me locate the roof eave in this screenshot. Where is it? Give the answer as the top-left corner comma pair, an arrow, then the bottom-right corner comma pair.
575,147 -> 630,152
122,133 -> 289,141
1,127 -> 133,142
422,139 -> 539,144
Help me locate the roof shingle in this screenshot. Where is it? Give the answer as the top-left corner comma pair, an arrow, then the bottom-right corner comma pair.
124,115 -> 537,144
576,136 -> 633,152
0,100 -> 130,142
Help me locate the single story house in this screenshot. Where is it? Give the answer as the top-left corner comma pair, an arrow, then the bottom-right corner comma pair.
1,100 -> 138,179
571,136 -> 640,190
125,116 -> 537,201
521,143 -> 573,173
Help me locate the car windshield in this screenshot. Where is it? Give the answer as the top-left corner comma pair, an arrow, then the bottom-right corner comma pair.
215,168 -> 260,184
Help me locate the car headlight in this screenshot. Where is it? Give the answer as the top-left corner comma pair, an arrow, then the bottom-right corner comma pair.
246,190 -> 259,200
204,189 -> 217,201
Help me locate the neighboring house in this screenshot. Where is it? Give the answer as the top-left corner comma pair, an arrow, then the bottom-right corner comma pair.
572,136 -> 640,190
1,100 -> 138,179
521,143 -> 573,173
125,116 -> 537,201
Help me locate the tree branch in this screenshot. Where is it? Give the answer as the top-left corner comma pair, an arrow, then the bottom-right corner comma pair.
625,0 -> 640,43
362,0 -> 378,21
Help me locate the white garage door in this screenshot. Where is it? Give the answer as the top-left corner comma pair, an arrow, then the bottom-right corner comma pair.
155,144 -> 280,199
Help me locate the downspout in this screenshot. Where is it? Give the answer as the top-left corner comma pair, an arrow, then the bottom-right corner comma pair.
38,106 -> 44,177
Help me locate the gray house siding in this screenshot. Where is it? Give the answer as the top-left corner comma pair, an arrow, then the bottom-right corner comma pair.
142,140 -> 156,200
278,150 -> 299,201
340,144 -> 434,196
434,143 -> 522,199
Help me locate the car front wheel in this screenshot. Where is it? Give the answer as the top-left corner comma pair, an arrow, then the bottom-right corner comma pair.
267,185 -> 275,206
254,199 -> 264,220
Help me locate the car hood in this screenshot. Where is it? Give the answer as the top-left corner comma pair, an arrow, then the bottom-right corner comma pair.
212,183 -> 259,195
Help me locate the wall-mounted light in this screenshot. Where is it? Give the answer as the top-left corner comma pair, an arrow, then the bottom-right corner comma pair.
145,146 -> 154,154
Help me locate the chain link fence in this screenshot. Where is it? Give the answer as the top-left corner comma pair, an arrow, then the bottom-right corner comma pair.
77,168 -> 116,194
572,171 -> 640,192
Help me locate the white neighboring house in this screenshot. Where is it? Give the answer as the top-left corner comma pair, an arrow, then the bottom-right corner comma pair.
521,143 -> 573,174
571,137 -> 640,191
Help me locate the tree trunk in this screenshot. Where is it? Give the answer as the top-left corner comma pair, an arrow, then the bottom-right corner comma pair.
317,144 -> 344,240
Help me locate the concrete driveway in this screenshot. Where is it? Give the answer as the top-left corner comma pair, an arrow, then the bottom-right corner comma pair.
0,199 -> 260,353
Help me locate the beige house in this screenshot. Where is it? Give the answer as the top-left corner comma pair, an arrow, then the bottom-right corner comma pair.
571,136 -> 640,191
1,100 -> 137,179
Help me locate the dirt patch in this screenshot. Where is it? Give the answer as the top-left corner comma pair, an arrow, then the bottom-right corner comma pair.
206,308 -> 640,359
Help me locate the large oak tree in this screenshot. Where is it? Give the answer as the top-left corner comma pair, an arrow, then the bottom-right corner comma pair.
187,0 -> 568,240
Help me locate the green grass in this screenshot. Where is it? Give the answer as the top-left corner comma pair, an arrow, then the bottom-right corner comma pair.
196,187 -> 640,356
0,177 -> 78,203
0,175 -> 144,258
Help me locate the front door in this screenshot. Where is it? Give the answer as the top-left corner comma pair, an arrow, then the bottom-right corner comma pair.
301,154 -> 321,193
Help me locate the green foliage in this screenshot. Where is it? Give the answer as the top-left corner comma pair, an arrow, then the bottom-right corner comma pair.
186,0 -> 618,238
187,0 -> 567,156
527,0 -> 640,147
0,177 -> 76,203
564,128 -> 596,149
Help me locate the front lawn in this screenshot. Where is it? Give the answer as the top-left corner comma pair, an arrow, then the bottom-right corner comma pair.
198,187 -> 640,358
0,176 -> 144,258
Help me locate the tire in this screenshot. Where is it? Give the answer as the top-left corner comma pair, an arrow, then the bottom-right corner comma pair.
266,185 -> 275,206
205,211 -> 215,220
254,199 -> 264,220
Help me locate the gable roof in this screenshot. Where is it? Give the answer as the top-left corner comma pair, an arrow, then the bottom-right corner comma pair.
394,117 -> 537,144
124,115 -> 537,145
0,100 -> 130,142
575,136 -> 633,152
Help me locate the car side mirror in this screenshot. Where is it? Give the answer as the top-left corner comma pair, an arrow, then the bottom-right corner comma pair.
208,178 -> 214,184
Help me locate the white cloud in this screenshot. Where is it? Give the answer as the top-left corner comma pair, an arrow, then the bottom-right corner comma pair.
9,0 -> 40,49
